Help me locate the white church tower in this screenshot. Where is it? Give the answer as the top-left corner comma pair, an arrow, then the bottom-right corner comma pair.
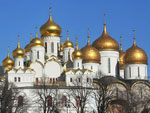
30,33 -> 45,64
12,39 -> 25,69
72,37 -> 83,70
124,36 -> 148,80
40,8 -> 61,58
92,15 -> 119,77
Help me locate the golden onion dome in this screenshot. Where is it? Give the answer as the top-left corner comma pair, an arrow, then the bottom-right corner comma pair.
12,40 -> 25,58
40,15 -> 61,37
2,51 -> 14,70
63,35 -> 74,48
124,40 -> 148,64
92,23 -> 119,51
81,37 -> 100,63
30,34 -> 44,47
72,38 -> 82,59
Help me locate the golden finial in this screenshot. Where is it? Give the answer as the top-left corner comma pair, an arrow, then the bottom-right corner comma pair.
75,36 -> 79,50
87,28 -> 90,45
66,30 -> 69,40
30,32 -> 32,41
17,33 -> 21,48
133,29 -> 136,46
35,26 -> 38,38
7,46 -> 10,57
104,13 -> 107,33
120,35 -> 123,50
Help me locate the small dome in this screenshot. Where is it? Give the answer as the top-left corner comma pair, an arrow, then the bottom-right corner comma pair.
40,15 -> 61,37
92,24 -> 119,51
63,40 -> 74,48
81,39 -> 100,63
30,35 -> 44,47
119,49 -> 126,70
2,54 -> 14,70
124,41 -> 148,64
12,41 -> 25,58
72,40 -> 82,59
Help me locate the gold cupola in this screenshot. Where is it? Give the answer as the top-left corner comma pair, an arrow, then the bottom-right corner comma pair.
12,40 -> 25,58
124,37 -> 148,64
81,32 -> 100,63
2,48 -> 14,70
72,37 -> 82,60
63,31 -> 74,48
92,15 -> 119,51
40,9 -> 61,37
30,33 -> 44,47
119,36 -> 126,69
60,42 -> 65,52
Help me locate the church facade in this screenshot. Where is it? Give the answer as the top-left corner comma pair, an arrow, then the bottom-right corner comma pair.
1,10 -> 150,113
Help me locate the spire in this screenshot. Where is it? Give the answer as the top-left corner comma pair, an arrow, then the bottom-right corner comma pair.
75,36 -> 79,50
49,5 -> 53,21
17,33 -> 21,48
7,46 -> 10,58
66,30 -> 69,41
120,35 -> 123,51
87,28 -> 90,46
35,26 -> 38,38
133,29 -> 136,46
103,13 -> 107,33
30,32 -> 32,41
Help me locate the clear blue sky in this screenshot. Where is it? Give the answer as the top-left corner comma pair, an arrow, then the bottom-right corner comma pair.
0,0 -> 150,75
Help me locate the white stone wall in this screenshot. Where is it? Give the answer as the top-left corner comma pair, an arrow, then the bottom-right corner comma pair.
83,63 -> 99,74
42,36 -> 60,57
14,58 -> 24,69
63,48 -> 74,63
124,64 -> 147,80
30,46 -> 45,64
73,59 -> 82,69
99,51 -> 119,77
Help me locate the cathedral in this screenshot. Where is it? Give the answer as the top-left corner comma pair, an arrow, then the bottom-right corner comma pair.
1,9 -> 150,113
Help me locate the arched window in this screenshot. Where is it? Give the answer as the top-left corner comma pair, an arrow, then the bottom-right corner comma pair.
108,58 -> 111,73
70,78 -> 72,82
76,96 -> 80,107
78,78 -> 81,83
62,96 -> 67,107
129,67 -> 131,78
19,61 -> 20,66
51,42 -> 54,53
18,96 -> 23,107
138,67 -> 140,77
36,78 -> 38,85
50,78 -> 52,83
14,77 -> 17,82
47,96 -> 52,107
37,51 -> 39,59
87,78 -> 89,83
53,78 -> 55,84
45,42 -> 47,53
18,77 -> 21,82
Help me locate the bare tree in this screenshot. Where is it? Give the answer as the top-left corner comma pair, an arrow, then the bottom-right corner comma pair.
33,77 -> 61,113
68,77 -> 93,113
0,78 -> 29,113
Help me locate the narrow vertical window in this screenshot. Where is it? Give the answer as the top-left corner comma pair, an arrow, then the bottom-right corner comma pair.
87,78 -> 89,83
53,78 -> 55,84
14,77 -> 17,82
45,42 -> 47,53
19,61 -> 20,66
91,66 -> 93,70
108,58 -> 111,73
36,78 -> 38,84
76,96 -> 80,107
18,96 -> 23,107
47,96 -> 52,107
37,51 -> 39,59
51,42 -> 54,53
62,96 -> 67,107
129,67 -> 131,78
57,43 -> 59,51
78,63 -> 79,67
78,78 -> 81,83
50,78 -> 52,83
70,78 -> 72,82
56,78 -> 58,82
18,77 -> 21,82
138,67 -> 140,77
